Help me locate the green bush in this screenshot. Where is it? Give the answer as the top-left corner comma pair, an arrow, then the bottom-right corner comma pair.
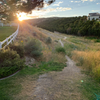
0,48 -> 25,78
24,39 -> 42,58
45,37 -> 52,44
9,43 -> 24,58
56,46 -> 66,54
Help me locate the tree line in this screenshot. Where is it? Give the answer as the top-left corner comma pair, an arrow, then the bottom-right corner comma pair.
28,16 -> 100,37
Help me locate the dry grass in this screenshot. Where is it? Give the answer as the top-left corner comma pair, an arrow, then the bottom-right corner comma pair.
42,50 -> 66,63
72,50 -> 100,80
13,75 -> 38,100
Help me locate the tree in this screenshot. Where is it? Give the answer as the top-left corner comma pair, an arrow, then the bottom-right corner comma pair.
0,0 -> 55,20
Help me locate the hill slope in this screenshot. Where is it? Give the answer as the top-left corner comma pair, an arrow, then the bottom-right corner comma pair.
26,16 -> 100,37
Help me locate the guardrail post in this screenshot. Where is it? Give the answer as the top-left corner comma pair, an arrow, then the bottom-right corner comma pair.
2,23 -> 3,27
0,42 -> 2,49
7,38 -> 8,45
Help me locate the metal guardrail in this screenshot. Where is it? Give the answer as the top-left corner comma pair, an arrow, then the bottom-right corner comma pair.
0,24 -> 19,49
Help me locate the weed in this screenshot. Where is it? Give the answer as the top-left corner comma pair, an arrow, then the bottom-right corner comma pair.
56,46 -> 66,54
54,40 -> 58,42
45,37 -> 52,44
24,39 -> 43,58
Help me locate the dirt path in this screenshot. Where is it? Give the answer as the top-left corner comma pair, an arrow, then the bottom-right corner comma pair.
32,57 -> 86,100
31,40 -> 87,100
16,25 -> 87,100
59,39 -> 64,47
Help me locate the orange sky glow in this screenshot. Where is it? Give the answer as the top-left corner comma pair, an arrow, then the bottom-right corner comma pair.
17,12 -> 39,21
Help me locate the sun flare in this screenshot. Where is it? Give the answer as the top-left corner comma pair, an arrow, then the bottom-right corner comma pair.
17,12 -> 40,21
17,12 -> 28,21
18,16 -> 23,21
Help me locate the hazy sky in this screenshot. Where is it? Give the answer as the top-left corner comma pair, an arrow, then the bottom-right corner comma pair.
23,0 -> 100,19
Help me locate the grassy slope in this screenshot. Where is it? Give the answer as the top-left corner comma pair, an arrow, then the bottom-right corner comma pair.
0,22 -> 66,100
0,26 -> 17,41
61,34 -> 100,100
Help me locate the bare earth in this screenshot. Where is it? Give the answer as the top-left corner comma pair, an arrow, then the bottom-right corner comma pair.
16,55 -> 87,100
32,55 -> 87,100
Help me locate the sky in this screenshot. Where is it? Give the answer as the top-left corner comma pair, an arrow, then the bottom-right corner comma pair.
20,0 -> 100,19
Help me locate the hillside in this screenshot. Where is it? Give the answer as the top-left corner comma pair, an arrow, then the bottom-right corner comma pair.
26,16 -> 100,37
1,22 -> 100,100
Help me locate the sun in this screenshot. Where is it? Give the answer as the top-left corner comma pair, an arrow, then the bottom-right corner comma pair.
18,16 -> 23,21
16,12 -> 40,21
17,12 -> 27,21
17,14 -> 24,21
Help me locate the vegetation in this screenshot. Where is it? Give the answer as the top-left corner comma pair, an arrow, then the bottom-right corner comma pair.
79,75 -> 100,100
28,16 -> 100,37
0,0 -> 55,21
20,61 -> 66,76
45,37 -> 52,44
0,48 -> 24,78
0,26 -> 17,41
24,39 -> 43,58
9,43 -> 24,58
1,20 -> 100,100
0,60 -> 66,100
60,34 -> 100,100
0,22 -> 67,99
61,34 -> 100,82
55,46 -> 66,54
73,51 -> 100,82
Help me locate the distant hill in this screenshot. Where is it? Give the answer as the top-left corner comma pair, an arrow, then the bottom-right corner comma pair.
26,16 -> 100,37
25,17 -> 61,25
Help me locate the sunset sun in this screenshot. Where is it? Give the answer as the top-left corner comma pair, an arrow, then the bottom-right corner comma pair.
18,16 -> 23,21
17,12 -> 29,21
17,12 -> 40,21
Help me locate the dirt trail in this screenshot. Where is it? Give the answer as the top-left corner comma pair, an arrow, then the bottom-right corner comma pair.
16,25 -> 87,100
59,39 -> 64,47
32,39 -> 87,100
32,57 -> 86,100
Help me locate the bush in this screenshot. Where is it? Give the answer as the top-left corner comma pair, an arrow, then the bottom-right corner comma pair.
55,40 -> 58,42
45,37 -> 52,44
9,43 -> 24,58
0,48 -> 24,78
56,46 -> 66,54
24,39 -> 42,58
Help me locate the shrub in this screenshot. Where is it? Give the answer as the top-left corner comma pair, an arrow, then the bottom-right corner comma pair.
24,39 -> 42,58
56,46 -> 66,54
45,37 -> 52,44
0,48 -> 24,78
9,43 -> 24,58
55,40 -> 58,42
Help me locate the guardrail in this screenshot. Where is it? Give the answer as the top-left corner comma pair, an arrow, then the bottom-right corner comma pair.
0,24 -> 19,49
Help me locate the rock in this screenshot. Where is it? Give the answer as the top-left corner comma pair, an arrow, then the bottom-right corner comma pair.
25,56 -> 35,67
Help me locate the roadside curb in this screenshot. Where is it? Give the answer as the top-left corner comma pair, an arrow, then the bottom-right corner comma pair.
0,70 -> 20,81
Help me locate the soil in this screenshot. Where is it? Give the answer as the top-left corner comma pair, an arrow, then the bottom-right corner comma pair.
17,54 -> 87,100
